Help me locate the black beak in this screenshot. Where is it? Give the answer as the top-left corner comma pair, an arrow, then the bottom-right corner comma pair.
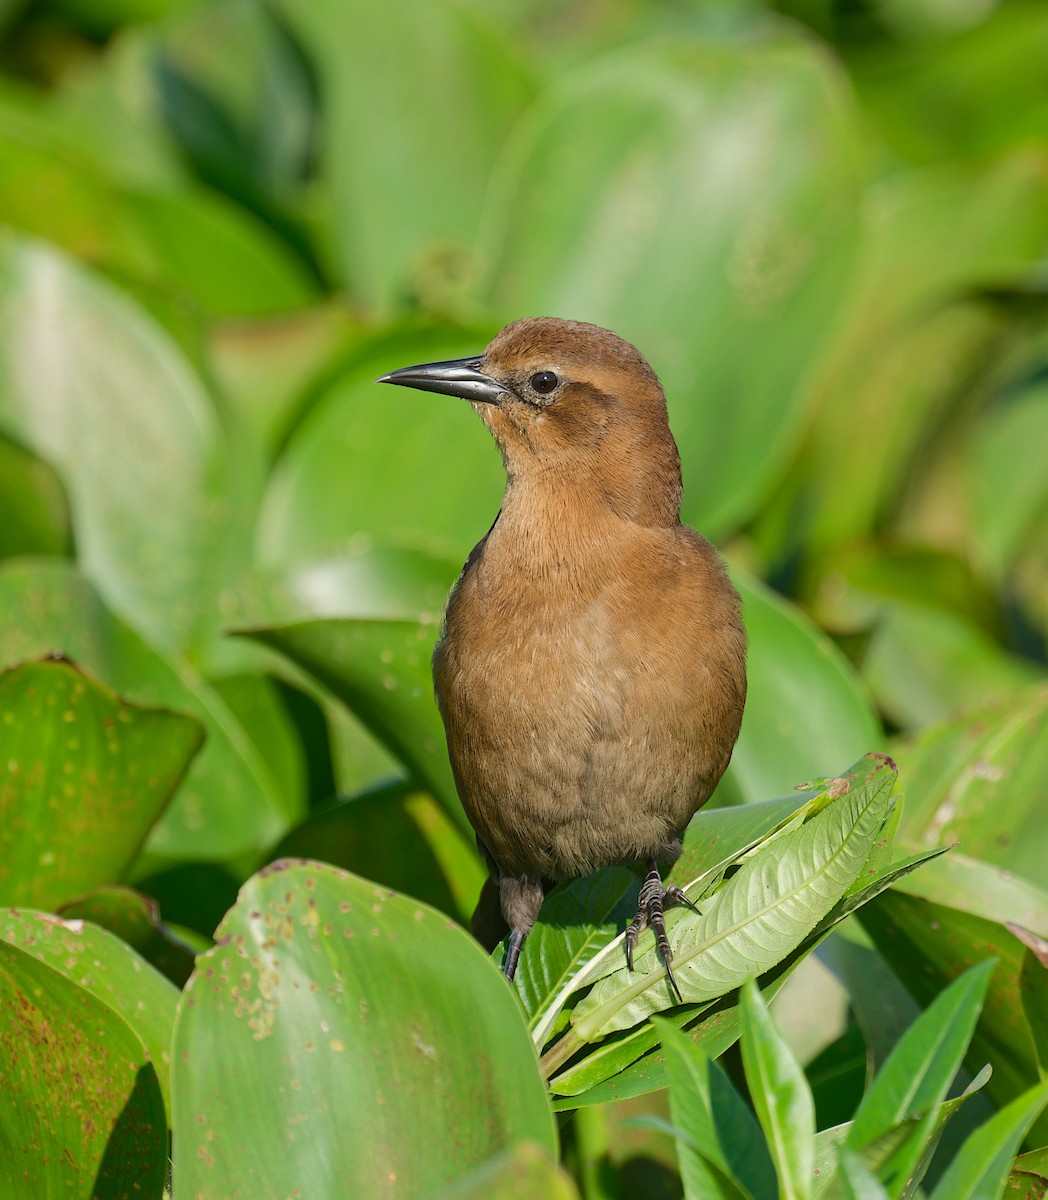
377,356 -> 505,405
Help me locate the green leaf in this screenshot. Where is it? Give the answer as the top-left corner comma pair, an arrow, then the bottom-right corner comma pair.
929,1083 -> 1048,1200
566,758 -> 895,1041
240,616 -> 468,836
430,1142 -> 580,1200
862,602 -> 1043,732
893,684 -> 1048,886
0,232 -> 229,653
480,33 -> 861,535
0,432 -> 71,558
0,906 -> 179,1119
838,1150 -> 894,1200
548,824 -> 941,1106
860,893 -> 1047,1145
269,780 -> 485,925
723,576 -> 882,805
256,326 -> 503,566
275,0 -> 533,312
525,797 -> 805,1054
845,960 -> 995,1190
658,1016 -> 777,1200
0,939 -> 167,1197
1017,935 -> 1048,1078
969,380 -> 1048,579
0,657 -> 203,909
58,885 -> 197,988
0,128 -> 315,317
739,980 -> 815,1200
0,559 -> 291,859
172,860 -> 556,1198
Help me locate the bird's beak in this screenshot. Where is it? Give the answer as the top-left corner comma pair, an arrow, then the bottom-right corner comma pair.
377,356 -> 505,405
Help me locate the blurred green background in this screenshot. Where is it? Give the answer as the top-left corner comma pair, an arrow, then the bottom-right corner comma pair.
1,0 -> 1048,1189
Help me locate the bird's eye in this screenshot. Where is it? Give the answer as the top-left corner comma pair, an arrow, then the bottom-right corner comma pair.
529,371 -> 559,395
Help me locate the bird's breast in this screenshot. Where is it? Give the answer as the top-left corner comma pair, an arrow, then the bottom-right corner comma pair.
432,528 -> 745,881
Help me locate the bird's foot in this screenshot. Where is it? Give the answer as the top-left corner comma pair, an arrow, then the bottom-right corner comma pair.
624,861 -> 698,1004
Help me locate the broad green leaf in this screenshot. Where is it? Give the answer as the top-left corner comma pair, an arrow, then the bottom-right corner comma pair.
722,575 -> 882,805
929,1083 -> 1048,1200
860,893 -> 1048,1144
0,657 -> 202,909
275,0 -> 534,312
564,759 -> 894,1042
845,961 -> 995,1191
893,684 -> 1048,885
256,326 -> 503,566
0,906 -> 179,1118
739,980 -> 814,1200
171,860 -> 555,1199
480,33 -> 860,536
0,559 -> 290,859
58,885 -> 197,988
0,232 -> 229,653
0,99 -> 314,316
269,780 -> 484,925
0,939 -> 167,1197
658,1016 -> 777,1200
209,303 -> 354,462
240,615 -> 468,835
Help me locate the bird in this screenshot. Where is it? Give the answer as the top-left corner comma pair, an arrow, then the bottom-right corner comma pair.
378,317 -> 747,1001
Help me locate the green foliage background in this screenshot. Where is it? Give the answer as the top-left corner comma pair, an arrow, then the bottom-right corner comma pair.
1,0 -> 1047,1196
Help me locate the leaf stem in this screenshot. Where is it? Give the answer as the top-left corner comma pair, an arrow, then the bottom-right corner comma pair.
540,1026 -> 587,1082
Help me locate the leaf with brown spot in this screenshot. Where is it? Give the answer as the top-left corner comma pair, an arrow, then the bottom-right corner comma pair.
0,938 -> 167,1196
171,860 -> 555,1198
0,656 -> 203,910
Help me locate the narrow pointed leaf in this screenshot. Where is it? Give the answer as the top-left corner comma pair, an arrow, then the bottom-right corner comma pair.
847,959 -> 995,1150
658,1016 -> 777,1200
860,893 -> 1047,1142
569,760 -> 894,1040
929,1083 -> 1048,1200
739,980 -> 815,1200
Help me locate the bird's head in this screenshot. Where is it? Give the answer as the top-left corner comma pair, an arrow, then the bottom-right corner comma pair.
379,316 -> 683,526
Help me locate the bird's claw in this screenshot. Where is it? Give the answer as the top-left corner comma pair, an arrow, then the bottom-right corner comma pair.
624,862 -> 697,1004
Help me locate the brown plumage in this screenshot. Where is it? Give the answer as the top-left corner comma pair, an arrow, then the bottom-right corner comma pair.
379,317 -> 746,998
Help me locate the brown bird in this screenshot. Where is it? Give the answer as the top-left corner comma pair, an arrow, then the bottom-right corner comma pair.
379,317 -> 746,999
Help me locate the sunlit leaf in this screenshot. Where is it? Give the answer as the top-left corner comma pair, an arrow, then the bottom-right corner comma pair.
171,860 -> 555,1198
480,33 -> 861,535
0,233 -> 228,652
